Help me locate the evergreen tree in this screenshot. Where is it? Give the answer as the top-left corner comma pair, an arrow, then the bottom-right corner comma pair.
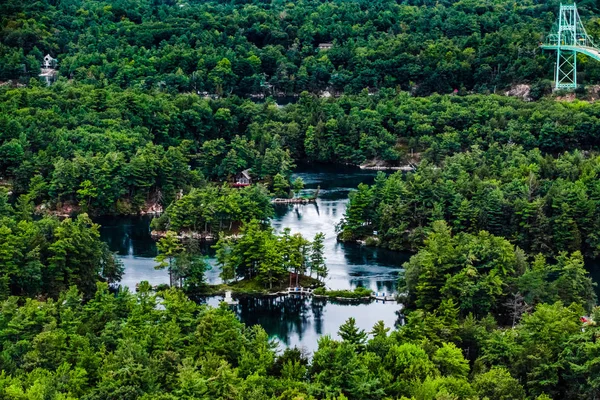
272,173 -> 291,198
311,232 -> 327,282
338,317 -> 367,351
155,231 -> 183,287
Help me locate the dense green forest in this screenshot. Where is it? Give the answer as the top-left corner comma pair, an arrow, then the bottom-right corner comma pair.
214,221 -> 328,287
6,85 -> 600,214
339,145 -> 600,257
0,281 -> 598,399
4,0 -> 600,94
0,189 -> 123,300
3,0 -> 600,398
151,184 -> 274,233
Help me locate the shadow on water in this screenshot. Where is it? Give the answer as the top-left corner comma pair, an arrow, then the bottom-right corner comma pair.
97,215 -> 157,258
205,294 -> 403,353
586,258 -> 600,299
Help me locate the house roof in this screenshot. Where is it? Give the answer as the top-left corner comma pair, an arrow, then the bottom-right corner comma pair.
239,169 -> 251,179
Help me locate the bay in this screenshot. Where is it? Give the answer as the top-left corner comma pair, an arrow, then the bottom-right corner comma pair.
98,165 -> 408,352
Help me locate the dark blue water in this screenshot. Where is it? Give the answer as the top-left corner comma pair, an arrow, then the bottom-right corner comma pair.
98,165 -> 407,352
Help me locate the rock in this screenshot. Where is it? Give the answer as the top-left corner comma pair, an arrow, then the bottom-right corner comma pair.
505,84 -> 532,101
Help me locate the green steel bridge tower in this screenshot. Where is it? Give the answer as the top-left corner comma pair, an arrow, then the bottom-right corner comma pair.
541,3 -> 600,89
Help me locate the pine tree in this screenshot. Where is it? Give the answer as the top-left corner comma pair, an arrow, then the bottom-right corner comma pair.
272,173 -> 290,198
311,232 -> 327,282
155,231 -> 183,287
338,317 -> 367,351
292,177 -> 304,198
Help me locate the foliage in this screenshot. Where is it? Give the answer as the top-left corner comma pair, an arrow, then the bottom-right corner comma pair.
154,230 -> 209,289
1,0 -> 592,94
0,209 -> 122,300
0,282 -> 599,399
313,286 -> 372,299
338,317 -> 368,351
151,184 -> 274,233
214,220 -> 327,288
340,145 -> 600,258
3,1 -> 600,398
9,83 -> 600,216
399,220 -> 596,318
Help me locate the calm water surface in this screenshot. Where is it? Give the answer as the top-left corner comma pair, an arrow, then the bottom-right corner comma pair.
98,165 -> 408,352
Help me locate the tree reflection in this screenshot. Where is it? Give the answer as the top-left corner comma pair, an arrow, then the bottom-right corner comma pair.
234,295 -> 317,346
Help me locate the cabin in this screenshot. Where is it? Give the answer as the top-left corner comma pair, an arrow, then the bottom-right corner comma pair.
43,54 -> 57,69
318,43 -> 333,50
233,169 -> 252,187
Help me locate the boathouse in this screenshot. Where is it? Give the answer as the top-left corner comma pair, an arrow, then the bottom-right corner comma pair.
233,169 -> 252,187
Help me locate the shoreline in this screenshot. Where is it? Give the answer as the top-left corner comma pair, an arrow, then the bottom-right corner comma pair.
272,197 -> 316,204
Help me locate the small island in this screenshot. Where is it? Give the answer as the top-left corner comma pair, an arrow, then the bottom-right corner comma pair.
150,217 -> 399,301
151,219 -> 329,296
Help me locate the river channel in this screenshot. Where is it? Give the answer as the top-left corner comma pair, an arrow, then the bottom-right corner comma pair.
98,165 -> 409,352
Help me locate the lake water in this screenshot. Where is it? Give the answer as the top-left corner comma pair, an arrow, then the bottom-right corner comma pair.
98,165 -> 407,352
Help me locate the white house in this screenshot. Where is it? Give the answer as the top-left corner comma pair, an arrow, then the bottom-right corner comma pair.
43,54 -> 57,69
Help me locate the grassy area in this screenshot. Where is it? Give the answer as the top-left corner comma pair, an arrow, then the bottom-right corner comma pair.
313,286 -> 373,299
200,274 -> 323,295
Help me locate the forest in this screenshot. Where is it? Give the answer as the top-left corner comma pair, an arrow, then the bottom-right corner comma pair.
0,280 -> 598,399
339,145 -> 600,257
3,0 -> 600,398
4,0 -> 600,94
6,85 -> 600,215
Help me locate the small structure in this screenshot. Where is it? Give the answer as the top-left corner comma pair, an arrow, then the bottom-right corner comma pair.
287,287 -> 313,296
372,292 -> 396,302
318,43 -> 333,50
40,54 -> 58,86
232,169 -> 252,187
43,54 -> 57,69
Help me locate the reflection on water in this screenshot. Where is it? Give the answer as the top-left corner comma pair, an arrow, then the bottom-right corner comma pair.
271,198 -> 407,291
98,215 -> 157,258
99,165 -> 408,291
98,164 -> 600,350
587,259 -> 600,299
205,295 -> 402,353
98,164 -> 408,350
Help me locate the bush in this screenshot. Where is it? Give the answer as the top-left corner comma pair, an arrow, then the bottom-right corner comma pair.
313,286 -> 372,298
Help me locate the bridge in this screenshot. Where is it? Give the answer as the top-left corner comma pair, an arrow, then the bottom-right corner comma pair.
541,3 -> 600,89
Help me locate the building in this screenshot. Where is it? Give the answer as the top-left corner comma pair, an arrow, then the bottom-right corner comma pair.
43,54 -> 57,69
318,43 -> 333,50
233,169 -> 252,187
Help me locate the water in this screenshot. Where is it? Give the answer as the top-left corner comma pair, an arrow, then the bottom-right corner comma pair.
98,165 -> 407,352
271,166 -> 409,292
205,296 -> 402,352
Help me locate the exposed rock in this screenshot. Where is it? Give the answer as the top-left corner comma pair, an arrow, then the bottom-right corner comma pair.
359,158 -> 416,171
505,84 -> 532,101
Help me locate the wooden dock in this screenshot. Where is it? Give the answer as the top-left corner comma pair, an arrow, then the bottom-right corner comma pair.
272,198 -> 316,204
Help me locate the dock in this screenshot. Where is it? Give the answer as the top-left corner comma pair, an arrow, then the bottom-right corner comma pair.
272,198 -> 316,204
371,292 -> 396,302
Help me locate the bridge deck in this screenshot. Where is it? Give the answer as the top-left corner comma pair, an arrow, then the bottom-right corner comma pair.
540,44 -> 600,61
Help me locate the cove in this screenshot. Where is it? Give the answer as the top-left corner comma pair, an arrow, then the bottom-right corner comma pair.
98,164 -> 409,352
